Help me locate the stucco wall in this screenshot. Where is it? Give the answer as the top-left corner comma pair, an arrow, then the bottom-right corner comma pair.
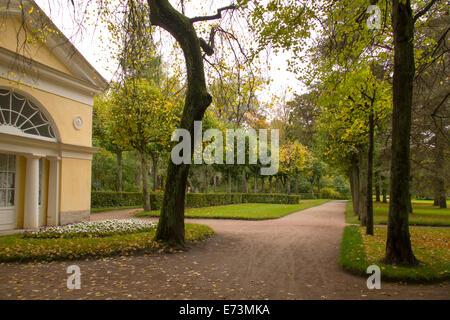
0,17 -> 75,77
60,157 -> 92,214
0,78 -> 93,147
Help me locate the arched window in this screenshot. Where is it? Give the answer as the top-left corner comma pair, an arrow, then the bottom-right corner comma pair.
0,89 -> 56,140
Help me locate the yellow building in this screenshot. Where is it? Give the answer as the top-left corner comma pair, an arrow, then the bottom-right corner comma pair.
0,0 -> 107,231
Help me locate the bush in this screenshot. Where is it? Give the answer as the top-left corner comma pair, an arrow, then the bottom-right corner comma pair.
91,191 -> 142,208
92,192 -> 301,209
320,187 -> 343,199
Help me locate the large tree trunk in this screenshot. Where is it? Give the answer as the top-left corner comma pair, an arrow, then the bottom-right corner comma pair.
152,156 -> 158,192
385,0 -> 418,266
116,151 -> 123,192
366,112 -> 374,235
358,145 -> 368,224
141,153 -> 151,212
349,156 -> 360,216
151,0 -> 212,246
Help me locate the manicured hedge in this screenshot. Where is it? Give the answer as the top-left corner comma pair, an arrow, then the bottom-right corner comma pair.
91,192 -> 306,209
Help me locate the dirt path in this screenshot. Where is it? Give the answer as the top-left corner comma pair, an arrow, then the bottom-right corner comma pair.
0,201 -> 448,299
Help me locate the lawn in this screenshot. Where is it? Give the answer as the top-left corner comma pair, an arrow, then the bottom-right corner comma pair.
345,201 -> 450,226
339,225 -> 450,282
0,223 -> 214,262
134,199 -> 329,220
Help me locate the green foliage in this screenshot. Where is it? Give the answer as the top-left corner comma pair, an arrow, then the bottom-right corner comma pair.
339,225 -> 450,283
320,187 -> 343,200
91,191 -> 143,208
346,201 -> 450,226
91,191 -> 311,209
0,223 -> 214,262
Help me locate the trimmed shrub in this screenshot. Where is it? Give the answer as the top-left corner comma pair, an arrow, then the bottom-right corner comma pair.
320,187 -> 343,199
91,191 -> 142,208
92,192 -> 301,209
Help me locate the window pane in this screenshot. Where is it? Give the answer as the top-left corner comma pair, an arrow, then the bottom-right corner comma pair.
0,172 -> 6,188
0,190 -> 5,207
7,189 -> 14,206
8,173 -> 15,189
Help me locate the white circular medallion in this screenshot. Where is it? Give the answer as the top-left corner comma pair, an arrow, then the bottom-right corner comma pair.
73,116 -> 83,130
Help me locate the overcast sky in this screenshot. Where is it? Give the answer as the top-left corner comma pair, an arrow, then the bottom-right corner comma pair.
35,0 -> 307,105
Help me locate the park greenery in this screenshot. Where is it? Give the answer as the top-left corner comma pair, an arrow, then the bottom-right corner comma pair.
14,0 -> 446,269
135,200 -> 329,220
0,223 -> 214,262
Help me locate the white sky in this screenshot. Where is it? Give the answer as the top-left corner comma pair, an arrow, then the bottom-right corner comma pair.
35,0 -> 308,106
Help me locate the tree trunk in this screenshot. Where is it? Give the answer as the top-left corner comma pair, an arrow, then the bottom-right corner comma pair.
116,151 -> 122,192
227,169 -> 231,193
242,168 -> 248,193
358,145 -> 368,224
261,176 -> 265,193
366,111 -> 374,236
375,172 -> 381,202
151,0 -> 214,246
141,153 -> 151,212
269,176 -> 272,193
385,0 -> 418,266
286,176 -> 291,195
204,168 -> 209,194
150,156 -> 157,191
382,188 -> 387,203
235,174 -> 239,193
213,175 -> 217,193
253,171 -> 257,193
349,156 -> 360,216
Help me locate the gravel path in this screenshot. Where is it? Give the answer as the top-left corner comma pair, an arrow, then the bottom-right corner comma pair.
0,201 -> 448,299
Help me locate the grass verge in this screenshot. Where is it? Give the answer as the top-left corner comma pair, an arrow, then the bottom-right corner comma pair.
0,223 -> 214,263
345,201 -> 450,226
91,205 -> 142,213
339,225 -> 450,283
135,199 -> 329,220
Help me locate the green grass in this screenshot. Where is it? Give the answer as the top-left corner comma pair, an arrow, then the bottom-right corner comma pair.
0,223 -> 214,262
91,205 -> 142,213
345,201 -> 450,226
339,225 -> 450,283
135,199 -> 329,220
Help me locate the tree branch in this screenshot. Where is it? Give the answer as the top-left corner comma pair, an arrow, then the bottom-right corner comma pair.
190,4 -> 236,23
413,0 -> 438,23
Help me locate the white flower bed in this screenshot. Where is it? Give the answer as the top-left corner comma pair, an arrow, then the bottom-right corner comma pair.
23,219 -> 156,239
